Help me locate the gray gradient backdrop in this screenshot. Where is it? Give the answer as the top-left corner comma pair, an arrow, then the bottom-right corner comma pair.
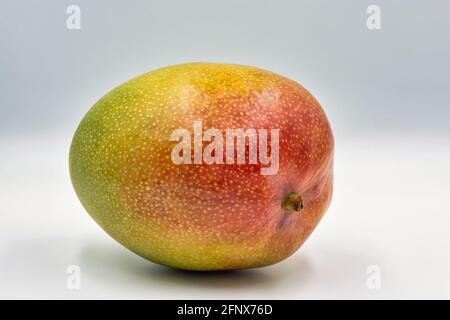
1,1 -> 449,299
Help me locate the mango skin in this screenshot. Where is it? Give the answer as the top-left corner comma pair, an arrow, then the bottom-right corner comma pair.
69,63 -> 334,271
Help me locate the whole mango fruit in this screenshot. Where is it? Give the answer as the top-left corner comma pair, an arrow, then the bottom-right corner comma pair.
69,63 -> 334,270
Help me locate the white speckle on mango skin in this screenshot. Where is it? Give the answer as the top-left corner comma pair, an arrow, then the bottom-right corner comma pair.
69,62 -> 334,271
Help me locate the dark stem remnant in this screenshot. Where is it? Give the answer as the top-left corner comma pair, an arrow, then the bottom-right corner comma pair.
282,192 -> 304,212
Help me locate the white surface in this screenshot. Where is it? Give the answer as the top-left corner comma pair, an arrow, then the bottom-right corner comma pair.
0,133 -> 449,299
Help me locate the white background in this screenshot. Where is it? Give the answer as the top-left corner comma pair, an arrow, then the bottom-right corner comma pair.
1,133 -> 449,299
